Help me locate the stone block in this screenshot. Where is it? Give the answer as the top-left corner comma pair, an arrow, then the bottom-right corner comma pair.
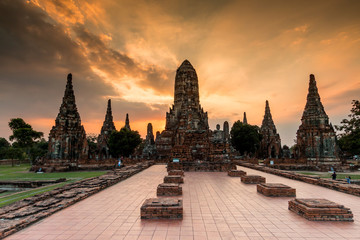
257,183 -> 296,197
157,183 -> 182,196
140,198 -> 183,219
228,170 -> 246,177
241,175 -> 265,184
168,170 -> 184,176
164,175 -> 184,184
288,198 -> 353,221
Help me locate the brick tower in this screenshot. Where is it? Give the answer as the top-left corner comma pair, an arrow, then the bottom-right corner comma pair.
296,74 -> 340,166
259,100 -> 281,158
48,73 -> 88,167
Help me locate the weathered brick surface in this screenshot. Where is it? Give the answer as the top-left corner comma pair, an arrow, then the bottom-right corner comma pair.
257,183 -> 296,197
164,176 -> 184,184
288,198 -> 353,221
241,175 -> 265,184
156,183 -> 182,196
0,161 -> 154,239
236,161 -> 360,197
228,170 -> 246,177
140,198 -> 183,219
168,170 -> 184,176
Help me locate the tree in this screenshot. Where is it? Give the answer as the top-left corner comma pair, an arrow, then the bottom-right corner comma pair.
29,139 -> 48,164
108,127 -> 142,158
335,100 -> 360,156
230,120 -> 262,155
5,147 -> 24,167
87,134 -> 98,154
9,118 -> 43,149
0,137 -> 10,159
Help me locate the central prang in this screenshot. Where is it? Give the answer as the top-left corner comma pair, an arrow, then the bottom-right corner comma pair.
155,60 -> 231,170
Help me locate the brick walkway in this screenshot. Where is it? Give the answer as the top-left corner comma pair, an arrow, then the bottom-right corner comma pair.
5,165 -> 360,240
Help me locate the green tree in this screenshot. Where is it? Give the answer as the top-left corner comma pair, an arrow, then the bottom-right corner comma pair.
8,118 -> 44,165
5,147 -> 24,167
335,100 -> 360,156
0,137 -> 10,159
87,134 -> 98,153
108,127 -> 142,158
9,118 -> 43,149
230,120 -> 262,155
29,139 -> 48,164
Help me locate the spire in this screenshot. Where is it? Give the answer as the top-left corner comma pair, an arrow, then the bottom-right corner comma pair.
105,99 -> 113,123
49,73 -> 88,161
261,100 -> 277,135
223,121 -> 230,141
174,59 -> 200,110
125,113 -> 131,131
301,74 -> 328,122
100,99 -> 116,135
243,112 -> 248,124
57,73 -> 80,124
146,123 -> 155,144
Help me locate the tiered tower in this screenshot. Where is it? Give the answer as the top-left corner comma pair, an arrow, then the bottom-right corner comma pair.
243,112 -> 248,124
156,60 -> 231,167
124,113 -> 131,131
259,100 -> 281,158
97,99 -> 116,159
48,73 -> 88,165
156,60 -> 211,161
296,74 -> 339,166
142,123 -> 156,158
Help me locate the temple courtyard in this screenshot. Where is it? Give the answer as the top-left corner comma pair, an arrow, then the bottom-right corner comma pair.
5,165 -> 360,240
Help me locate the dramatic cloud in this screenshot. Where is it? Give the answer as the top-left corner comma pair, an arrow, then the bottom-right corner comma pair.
1,0 -> 360,146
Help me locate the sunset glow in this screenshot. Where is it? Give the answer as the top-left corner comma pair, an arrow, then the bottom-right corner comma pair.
1,0 -> 360,146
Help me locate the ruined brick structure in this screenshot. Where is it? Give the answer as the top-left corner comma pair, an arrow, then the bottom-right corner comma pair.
296,74 -> 340,166
47,73 -> 88,168
97,99 -> 116,160
142,123 -> 156,158
259,100 -> 281,158
155,60 -> 231,169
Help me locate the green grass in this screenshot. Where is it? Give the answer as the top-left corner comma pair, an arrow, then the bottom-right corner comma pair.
0,164 -> 106,180
0,164 -> 107,207
298,171 -> 360,180
298,172 -> 320,176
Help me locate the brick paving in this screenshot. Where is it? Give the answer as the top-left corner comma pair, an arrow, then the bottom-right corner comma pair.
5,165 -> 360,240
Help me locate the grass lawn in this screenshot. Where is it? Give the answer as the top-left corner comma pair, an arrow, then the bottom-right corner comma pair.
0,164 -> 107,207
298,171 -> 360,180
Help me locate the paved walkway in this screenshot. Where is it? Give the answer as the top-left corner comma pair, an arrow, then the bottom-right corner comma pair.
5,165 -> 360,240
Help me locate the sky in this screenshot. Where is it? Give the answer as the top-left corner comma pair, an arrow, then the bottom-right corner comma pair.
0,0 -> 360,146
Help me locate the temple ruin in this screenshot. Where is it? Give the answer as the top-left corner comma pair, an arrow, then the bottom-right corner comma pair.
259,100 -> 282,159
142,123 -> 156,158
47,73 -> 88,169
296,74 -> 340,166
97,99 -> 116,160
124,113 -> 131,131
155,60 -> 231,170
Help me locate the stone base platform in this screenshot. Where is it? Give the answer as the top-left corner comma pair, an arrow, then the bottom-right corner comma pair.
241,175 -> 265,184
288,198 -> 353,221
257,183 -> 296,197
140,198 -> 183,219
164,176 -> 184,184
168,170 -> 184,176
228,170 -> 246,177
157,183 -> 182,196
